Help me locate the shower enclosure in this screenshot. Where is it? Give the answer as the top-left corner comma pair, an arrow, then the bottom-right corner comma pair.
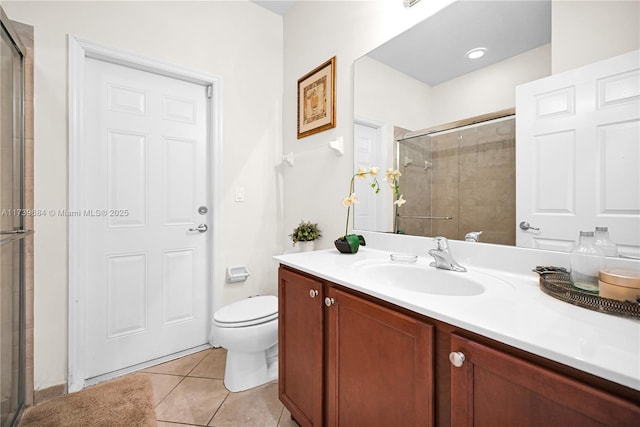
0,9 -> 28,427
396,115 -> 516,245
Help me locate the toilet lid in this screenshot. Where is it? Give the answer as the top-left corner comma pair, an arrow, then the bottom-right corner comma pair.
214,295 -> 278,327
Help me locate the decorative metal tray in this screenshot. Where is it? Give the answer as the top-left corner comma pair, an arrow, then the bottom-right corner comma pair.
539,272 -> 640,319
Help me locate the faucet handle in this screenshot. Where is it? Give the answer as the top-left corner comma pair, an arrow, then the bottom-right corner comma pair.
433,236 -> 449,251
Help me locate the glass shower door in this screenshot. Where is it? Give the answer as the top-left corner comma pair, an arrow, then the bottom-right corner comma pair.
0,15 -> 26,427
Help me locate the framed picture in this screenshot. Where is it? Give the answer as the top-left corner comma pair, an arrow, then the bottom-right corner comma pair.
297,56 -> 336,139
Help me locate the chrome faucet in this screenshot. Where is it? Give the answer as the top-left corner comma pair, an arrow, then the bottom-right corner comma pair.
465,231 -> 483,242
428,237 -> 467,272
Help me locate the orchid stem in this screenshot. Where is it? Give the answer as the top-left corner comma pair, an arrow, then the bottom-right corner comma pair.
345,175 -> 355,237
345,206 -> 350,237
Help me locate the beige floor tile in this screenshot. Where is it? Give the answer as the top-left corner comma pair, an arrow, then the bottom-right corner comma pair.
189,348 -> 227,379
143,349 -> 211,376
157,422 -> 201,427
209,381 -> 282,427
155,377 -> 229,426
141,372 -> 183,405
278,407 -> 300,427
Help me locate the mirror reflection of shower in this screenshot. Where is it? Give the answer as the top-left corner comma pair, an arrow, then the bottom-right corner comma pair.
395,114 -> 516,245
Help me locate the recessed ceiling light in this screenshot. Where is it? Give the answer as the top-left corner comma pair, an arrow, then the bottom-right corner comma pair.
465,48 -> 487,59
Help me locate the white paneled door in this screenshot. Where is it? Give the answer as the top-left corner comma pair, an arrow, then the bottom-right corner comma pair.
516,50 -> 640,254
80,57 -> 210,379
354,121 -> 388,232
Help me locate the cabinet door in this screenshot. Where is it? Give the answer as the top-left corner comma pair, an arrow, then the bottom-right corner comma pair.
278,267 -> 324,427
450,334 -> 640,427
326,287 -> 434,426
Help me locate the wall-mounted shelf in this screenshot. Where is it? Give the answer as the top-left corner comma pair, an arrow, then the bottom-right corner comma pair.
283,136 -> 343,166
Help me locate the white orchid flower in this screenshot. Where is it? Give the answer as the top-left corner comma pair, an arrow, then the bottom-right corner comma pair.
384,168 -> 394,182
342,193 -> 359,207
356,165 -> 368,179
394,194 -> 406,207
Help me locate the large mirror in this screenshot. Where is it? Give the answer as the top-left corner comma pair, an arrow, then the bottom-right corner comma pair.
353,0 -> 639,255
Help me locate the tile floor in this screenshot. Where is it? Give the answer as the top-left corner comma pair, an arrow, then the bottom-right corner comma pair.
140,348 -> 298,427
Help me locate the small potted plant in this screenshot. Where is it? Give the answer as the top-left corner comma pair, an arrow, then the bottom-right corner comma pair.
290,220 -> 322,252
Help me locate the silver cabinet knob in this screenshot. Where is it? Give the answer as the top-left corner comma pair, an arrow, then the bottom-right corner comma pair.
519,221 -> 540,231
309,289 -> 319,298
324,297 -> 335,307
449,351 -> 466,368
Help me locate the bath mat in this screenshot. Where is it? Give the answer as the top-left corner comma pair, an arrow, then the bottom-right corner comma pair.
19,374 -> 156,427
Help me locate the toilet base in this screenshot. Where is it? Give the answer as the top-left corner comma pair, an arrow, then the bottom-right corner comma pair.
224,345 -> 278,392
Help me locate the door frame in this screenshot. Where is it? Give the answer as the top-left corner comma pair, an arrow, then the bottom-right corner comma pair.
67,35 -> 223,392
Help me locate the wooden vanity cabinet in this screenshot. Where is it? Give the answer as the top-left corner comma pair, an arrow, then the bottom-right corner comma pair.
279,266 -> 435,427
449,334 -> 640,427
279,265 -> 640,427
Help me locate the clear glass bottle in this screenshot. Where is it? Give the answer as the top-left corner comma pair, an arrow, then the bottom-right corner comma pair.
570,231 -> 605,293
594,226 -> 618,257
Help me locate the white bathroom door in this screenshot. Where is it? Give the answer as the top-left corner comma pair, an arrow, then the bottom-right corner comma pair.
516,50 -> 640,254
80,57 -> 211,379
354,121 -> 388,232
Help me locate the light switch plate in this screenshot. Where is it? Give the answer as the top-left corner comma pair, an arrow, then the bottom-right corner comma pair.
235,186 -> 245,202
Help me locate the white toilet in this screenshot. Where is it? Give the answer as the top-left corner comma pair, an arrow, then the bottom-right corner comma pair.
213,295 -> 278,392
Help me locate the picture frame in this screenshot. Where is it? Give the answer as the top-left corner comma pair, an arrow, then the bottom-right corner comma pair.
297,56 -> 336,139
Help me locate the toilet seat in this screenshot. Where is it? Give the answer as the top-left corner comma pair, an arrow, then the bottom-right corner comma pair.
214,295 -> 278,328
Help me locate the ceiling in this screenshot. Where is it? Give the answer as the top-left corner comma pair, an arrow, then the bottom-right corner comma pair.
367,1 -> 551,86
250,1 -> 552,86
251,1 -> 296,16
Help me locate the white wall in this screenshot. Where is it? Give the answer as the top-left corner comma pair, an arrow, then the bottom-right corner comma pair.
4,0 -> 283,391
355,55 -> 431,132
552,0 -> 640,73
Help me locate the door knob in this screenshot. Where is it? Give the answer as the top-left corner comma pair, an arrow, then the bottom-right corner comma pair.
449,351 -> 466,368
324,297 -> 335,307
519,221 -> 540,231
189,224 -> 208,233
309,289 -> 319,298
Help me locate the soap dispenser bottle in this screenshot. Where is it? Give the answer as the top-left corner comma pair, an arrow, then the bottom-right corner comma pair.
594,226 -> 618,257
570,231 -> 605,293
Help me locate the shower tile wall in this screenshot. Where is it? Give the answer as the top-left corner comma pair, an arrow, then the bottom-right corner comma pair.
456,119 -> 515,245
397,118 -> 515,246
430,130 -> 460,239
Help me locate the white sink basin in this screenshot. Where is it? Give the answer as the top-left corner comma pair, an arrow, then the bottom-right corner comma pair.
355,260 -> 513,297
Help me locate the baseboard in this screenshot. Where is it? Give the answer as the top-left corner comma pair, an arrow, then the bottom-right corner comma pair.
34,383 -> 67,404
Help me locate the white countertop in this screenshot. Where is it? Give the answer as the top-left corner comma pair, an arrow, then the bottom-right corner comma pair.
274,241 -> 640,391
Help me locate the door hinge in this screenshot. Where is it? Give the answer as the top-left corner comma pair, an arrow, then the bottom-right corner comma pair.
207,85 -> 213,99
